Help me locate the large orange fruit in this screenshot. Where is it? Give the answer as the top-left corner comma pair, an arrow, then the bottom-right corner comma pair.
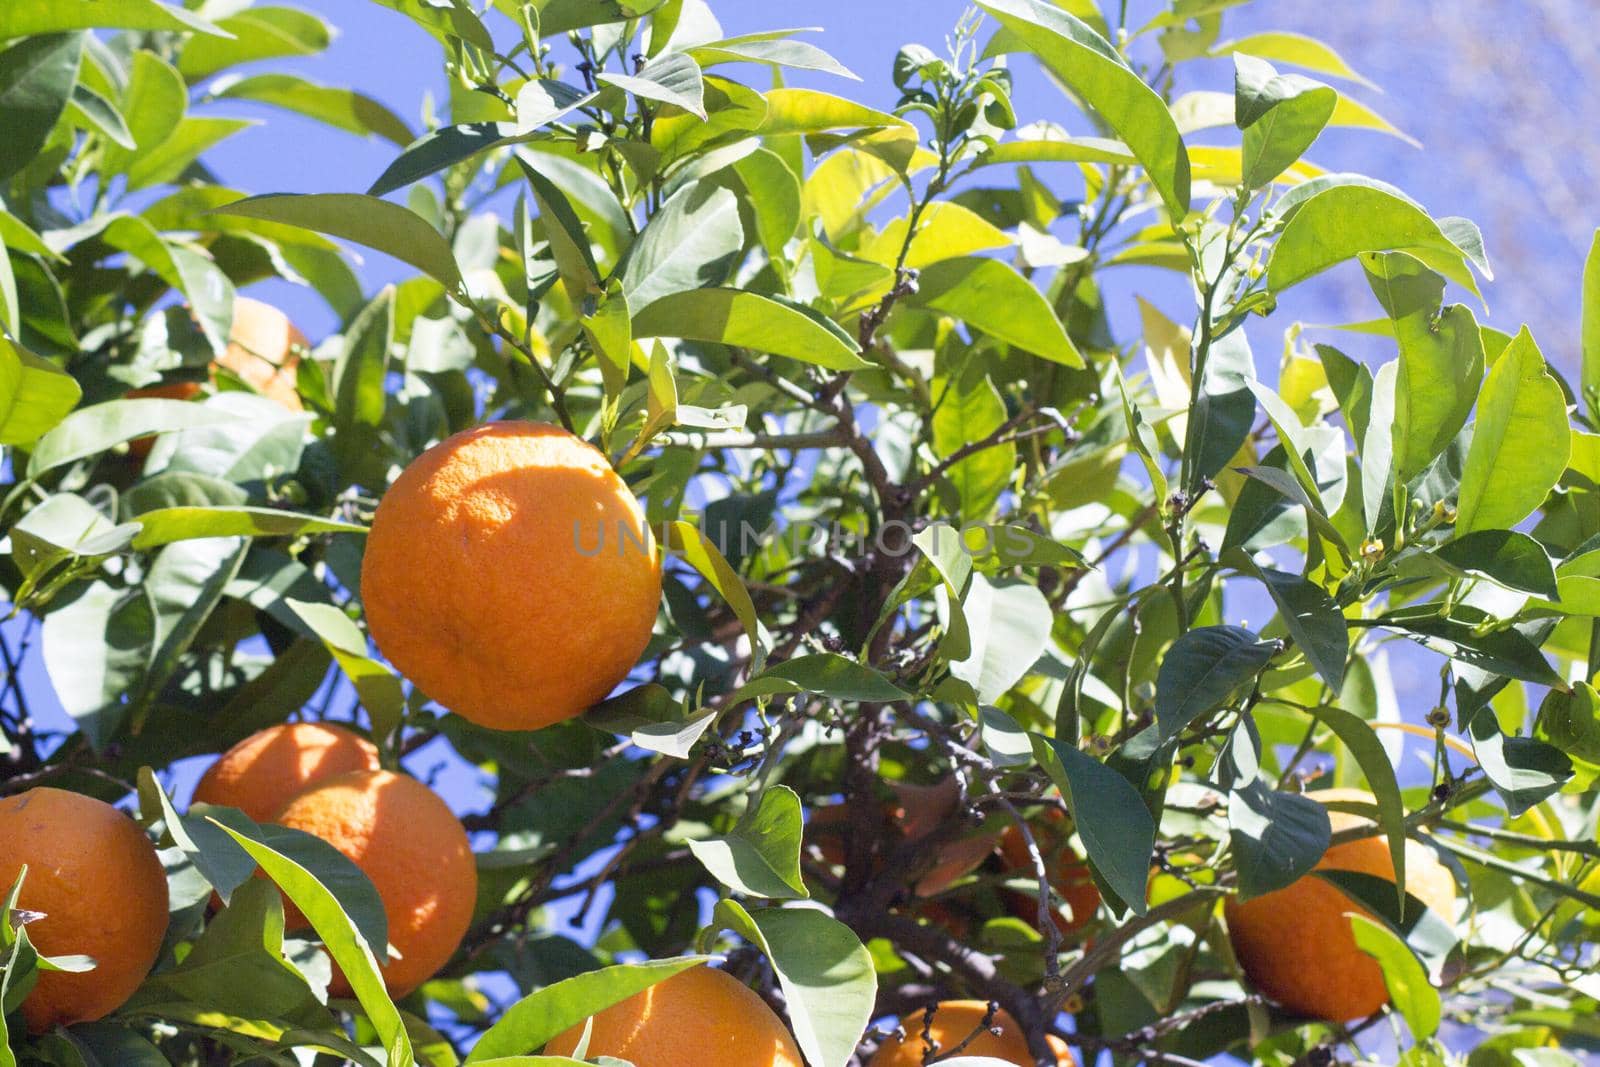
360,421 -> 662,731
1225,788 -> 1458,1022
544,964 -> 803,1066
0,788 -> 170,1033
870,1001 -> 1076,1065
998,809 -> 1101,935
192,723 -> 380,822
273,770 -> 476,996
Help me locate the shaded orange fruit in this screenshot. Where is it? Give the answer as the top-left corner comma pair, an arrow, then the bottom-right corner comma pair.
360,421 -> 662,732
807,779 -> 997,896
998,809 -> 1101,935
1225,788 -> 1458,1022
544,964 -> 803,1066
273,770 -> 476,996
192,722 -> 380,823
870,1001 -> 1076,1066
216,296 -> 306,411
0,788 -> 169,1033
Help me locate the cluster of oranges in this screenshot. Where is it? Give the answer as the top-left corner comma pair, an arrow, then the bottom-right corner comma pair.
0,300 -> 1454,1061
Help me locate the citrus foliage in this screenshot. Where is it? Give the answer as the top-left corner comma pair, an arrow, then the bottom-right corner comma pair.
2,1 -> 1599,1066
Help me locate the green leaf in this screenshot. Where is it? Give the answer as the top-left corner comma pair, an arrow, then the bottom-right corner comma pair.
979,0 -> 1190,219
101,216 -> 236,352
1268,186 -> 1485,296
211,73 -> 412,145
1348,914 -> 1440,1038
211,193 -> 464,291
949,574 -> 1052,704
1535,682 -> 1600,765
1295,703 -> 1410,911
129,507 -> 364,550
0,0 -> 228,35
177,6 -> 330,81
732,148 -> 802,255
913,256 -> 1082,367
1233,54 -> 1335,188
465,958 -> 708,1062
0,336 -> 80,446
1431,531 -> 1558,599
138,537 -> 248,721
704,901 -> 875,1067
1035,733 -> 1156,914
286,599 -> 405,745
1454,327 -> 1570,537
686,786 -> 808,900
9,493 -> 137,582
931,369 -> 1012,518
0,33 -> 84,181
634,288 -> 867,371
210,819 -> 414,1067
620,182 -> 743,311
370,0 -> 494,49
974,130 -> 1136,169
598,52 -> 705,118
1467,708 -> 1573,818
1245,564 -> 1347,692
330,288 -> 395,486
1313,869 -> 1459,980
1583,229 -> 1600,425
1371,613 -> 1564,688
128,115 -> 254,191
731,654 -> 909,704
65,83 -> 135,148
1365,253 -> 1485,486
26,397 -> 232,478
1228,780 -> 1331,899
1155,625 -> 1277,740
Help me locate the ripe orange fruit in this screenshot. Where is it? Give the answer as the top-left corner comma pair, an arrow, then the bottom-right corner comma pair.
1225,788 -> 1458,1022
273,770 -> 476,996
870,1001 -> 1076,1066
0,788 -> 169,1033
998,810 -> 1101,935
360,421 -> 662,732
192,723 -> 380,823
544,964 -> 803,1066
215,296 -> 306,411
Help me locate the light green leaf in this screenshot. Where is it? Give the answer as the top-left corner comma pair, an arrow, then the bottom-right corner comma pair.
1364,253 -> 1484,486
519,155 -> 600,302
621,182 -> 743,311
599,52 -> 705,118
128,116 -> 254,190
949,574 -> 1052,704
177,6 -> 330,81
130,506 -> 365,550
1268,185 -> 1486,297
931,369 -> 1012,518
633,288 -> 867,371
26,397 -> 233,477
1349,914 -> 1440,1038
756,88 -> 907,136
687,786 -> 808,900
465,958 -> 708,1062
0,336 -> 81,446
1233,54 -> 1335,189
1455,327 -> 1569,536
858,202 -> 1010,270
690,34 -> 857,80
980,0 -> 1190,219
730,653 -> 909,704
211,820 -> 414,1067
704,901 -> 876,1067
41,580 -> 152,749
1583,229 -> 1600,424
1211,32 -> 1374,88
913,257 -> 1082,367
667,519 -> 764,663
0,0 -> 228,35
211,193 -> 464,291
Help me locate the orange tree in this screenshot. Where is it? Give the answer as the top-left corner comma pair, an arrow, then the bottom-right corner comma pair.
2,1 -> 1599,1065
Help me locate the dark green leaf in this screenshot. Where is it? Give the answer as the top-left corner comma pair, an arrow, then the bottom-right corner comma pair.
598,53 -> 705,118
1245,564 -> 1347,692
0,34 -> 85,181
1035,733 -> 1156,914
1228,780 -> 1331,899
210,73 -> 413,145
1155,625 -> 1277,739
1432,531 -> 1558,599
1467,708 -> 1573,817
1233,54 -> 1335,188
686,786 -> 808,900
732,654 -> 909,703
